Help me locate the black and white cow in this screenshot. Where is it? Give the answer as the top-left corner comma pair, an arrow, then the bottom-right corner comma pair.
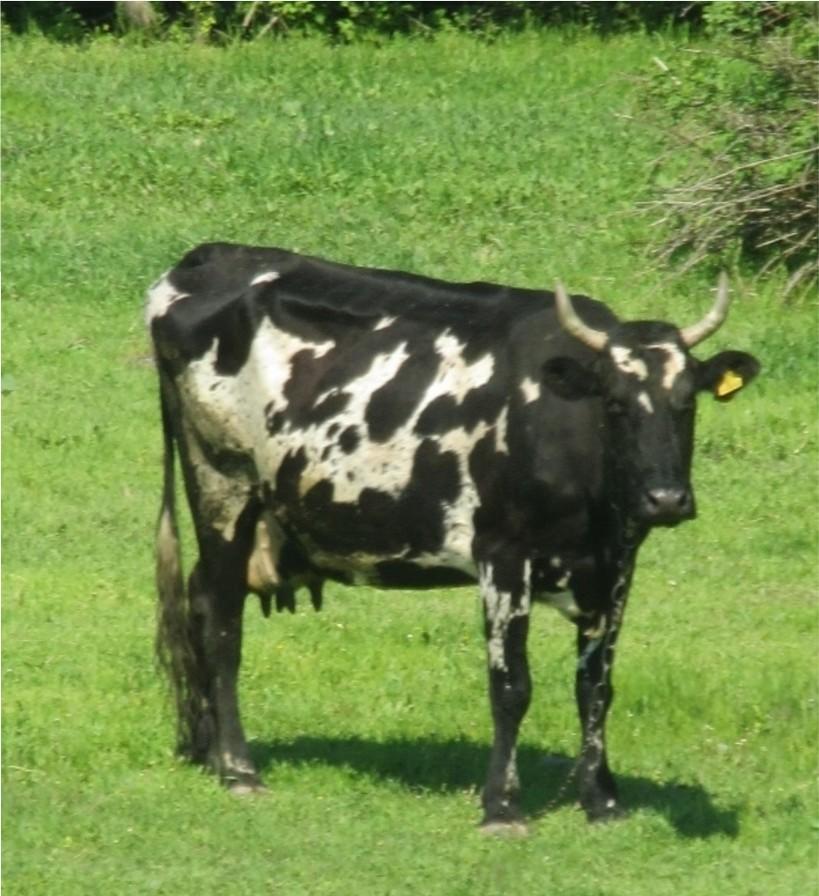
147,242 -> 759,829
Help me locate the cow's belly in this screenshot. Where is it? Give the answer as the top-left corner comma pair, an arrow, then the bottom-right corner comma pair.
264,435 -> 483,588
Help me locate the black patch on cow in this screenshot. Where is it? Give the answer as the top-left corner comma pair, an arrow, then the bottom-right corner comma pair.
266,409 -> 287,436
310,390 -> 351,424
409,438 -> 460,505
274,449 -> 308,505
461,387 -> 507,430
414,395 -> 459,436
469,430 -> 510,536
304,479 -> 335,514
298,480 -> 390,555
374,561 -> 475,589
269,347 -> 357,433
286,439 -> 460,561
283,350 -> 353,428
339,425 -> 360,454
358,486 -> 397,521
414,387 -> 507,437
365,349 -> 438,442
215,297 -> 258,375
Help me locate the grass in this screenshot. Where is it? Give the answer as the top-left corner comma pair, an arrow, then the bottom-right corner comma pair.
3,28 -> 817,896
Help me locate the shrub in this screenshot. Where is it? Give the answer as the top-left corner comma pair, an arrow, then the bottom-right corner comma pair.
642,2 -> 818,299
2,1 -> 702,42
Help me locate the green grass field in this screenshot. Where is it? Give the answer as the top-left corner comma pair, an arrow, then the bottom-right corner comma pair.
3,29 -> 817,895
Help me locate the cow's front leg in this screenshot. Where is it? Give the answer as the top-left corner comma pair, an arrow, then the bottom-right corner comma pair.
574,559 -> 633,821
575,622 -> 620,820
479,559 -> 532,830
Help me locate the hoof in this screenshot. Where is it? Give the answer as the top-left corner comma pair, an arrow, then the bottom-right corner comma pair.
222,766 -> 267,796
582,797 -> 625,823
227,778 -> 268,796
480,819 -> 529,837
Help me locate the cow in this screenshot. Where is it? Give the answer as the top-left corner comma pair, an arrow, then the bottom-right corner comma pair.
147,242 -> 759,829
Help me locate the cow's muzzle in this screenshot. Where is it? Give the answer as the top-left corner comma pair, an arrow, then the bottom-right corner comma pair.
638,486 -> 695,526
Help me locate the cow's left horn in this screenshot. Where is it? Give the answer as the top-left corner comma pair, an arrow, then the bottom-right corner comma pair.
680,272 -> 731,347
554,282 -> 608,352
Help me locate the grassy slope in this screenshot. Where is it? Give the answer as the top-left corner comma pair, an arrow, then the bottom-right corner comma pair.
3,31 -> 816,896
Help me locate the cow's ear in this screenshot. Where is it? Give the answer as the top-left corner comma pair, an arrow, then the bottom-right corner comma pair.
541,357 -> 601,400
696,350 -> 761,402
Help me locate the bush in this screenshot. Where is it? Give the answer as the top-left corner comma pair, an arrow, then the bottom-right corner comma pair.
642,2 -> 818,299
2,1 -> 702,42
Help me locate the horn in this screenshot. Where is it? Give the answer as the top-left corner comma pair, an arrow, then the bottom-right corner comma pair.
554,282 -> 608,352
680,272 -> 731,347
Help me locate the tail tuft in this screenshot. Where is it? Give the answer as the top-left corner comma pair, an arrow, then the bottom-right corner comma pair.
153,376 -> 203,759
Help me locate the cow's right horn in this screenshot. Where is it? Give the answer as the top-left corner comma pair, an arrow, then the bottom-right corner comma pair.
679,272 -> 732,347
554,282 -> 608,352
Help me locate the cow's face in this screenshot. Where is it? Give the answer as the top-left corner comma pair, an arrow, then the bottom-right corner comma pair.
543,278 -> 760,527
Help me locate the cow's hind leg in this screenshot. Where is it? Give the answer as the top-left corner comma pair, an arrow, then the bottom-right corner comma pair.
164,417 -> 266,793
186,544 -> 264,793
478,558 -> 532,831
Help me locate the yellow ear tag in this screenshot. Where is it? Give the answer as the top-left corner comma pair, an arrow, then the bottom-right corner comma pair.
715,370 -> 744,398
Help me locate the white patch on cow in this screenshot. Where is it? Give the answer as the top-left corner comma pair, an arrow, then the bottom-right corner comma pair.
583,615 -> 607,640
352,343 -> 410,393
172,413 -> 256,542
494,405 -> 509,454
502,744 -> 521,796
145,274 -> 187,324
481,561 -> 531,672
577,636 -> 602,672
221,751 -> 257,777
637,391 -> 654,414
312,384 -> 342,407
539,556 -> 581,619
648,342 -> 687,390
433,331 -> 494,403
519,377 -> 541,404
250,271 -> 280,286
407,548 -> 477,577
543,590 -> 581,620
180,320 -> 336,454
373,316 -> 396,331
191,455 -> 251,541
610,345 -> 648,381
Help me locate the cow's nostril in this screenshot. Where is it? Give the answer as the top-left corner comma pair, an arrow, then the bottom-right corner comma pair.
642,487 -> 693,522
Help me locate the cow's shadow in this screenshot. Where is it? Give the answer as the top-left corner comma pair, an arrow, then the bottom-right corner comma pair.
251,736 -> 738,839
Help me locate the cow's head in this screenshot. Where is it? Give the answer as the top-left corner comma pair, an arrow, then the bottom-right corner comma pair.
542,275 -> 760,527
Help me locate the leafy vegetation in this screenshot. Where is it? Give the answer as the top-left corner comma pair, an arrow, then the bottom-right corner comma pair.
3,28 -> 816,896
2,1 -> 703,43
641,2 -> 818,297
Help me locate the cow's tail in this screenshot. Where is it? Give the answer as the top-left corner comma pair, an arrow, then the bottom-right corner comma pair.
154,374 -> 201,760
